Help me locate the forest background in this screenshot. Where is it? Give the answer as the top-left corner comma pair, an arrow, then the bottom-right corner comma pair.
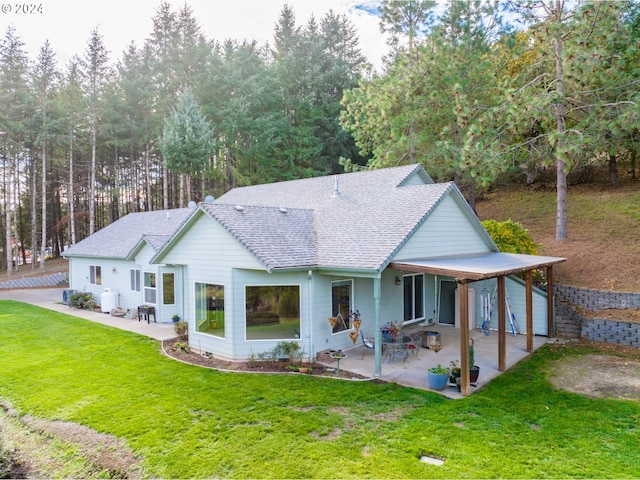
1,0 -> 639,278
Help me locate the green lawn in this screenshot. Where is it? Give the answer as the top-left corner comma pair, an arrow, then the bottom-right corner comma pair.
1,301 -> 638,478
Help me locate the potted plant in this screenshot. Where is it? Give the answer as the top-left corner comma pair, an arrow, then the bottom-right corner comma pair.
427,364 -> 449,390
448,360 -> 461,384
172,314 -> 180,323
449,339 -> 480,387
469,338 -> 480,384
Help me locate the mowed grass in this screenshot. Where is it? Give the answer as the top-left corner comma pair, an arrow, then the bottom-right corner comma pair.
1,302 -> 639,478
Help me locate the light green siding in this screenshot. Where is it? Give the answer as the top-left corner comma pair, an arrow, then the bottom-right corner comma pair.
394,194 -> 492,260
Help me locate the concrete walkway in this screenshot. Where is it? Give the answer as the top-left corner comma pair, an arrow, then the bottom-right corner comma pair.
0,287 -> 176,341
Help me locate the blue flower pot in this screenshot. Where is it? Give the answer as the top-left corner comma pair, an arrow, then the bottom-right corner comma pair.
427,371 -> 449,390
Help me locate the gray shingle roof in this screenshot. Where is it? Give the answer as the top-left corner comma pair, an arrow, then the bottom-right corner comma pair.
201,204 -> 317,270
212,165 -> 457,271
63,208 -> 193,259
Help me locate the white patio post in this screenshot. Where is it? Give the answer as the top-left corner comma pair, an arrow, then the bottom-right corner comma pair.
374,276 -> 382,378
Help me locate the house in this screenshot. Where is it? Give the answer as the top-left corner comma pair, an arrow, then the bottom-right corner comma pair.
64,165 -> 565,394
64,208 -> 193,322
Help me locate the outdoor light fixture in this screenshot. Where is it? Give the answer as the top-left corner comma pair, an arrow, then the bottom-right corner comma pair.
395,276 -> 401,285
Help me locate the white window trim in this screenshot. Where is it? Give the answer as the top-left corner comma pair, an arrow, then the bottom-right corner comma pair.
331,279 -> 354,335
403,273 -> 426,323
244,283 -> 302,342
130,268 -> 141,292
194,281 -> 225,339
89,265 -> 101,285
143,271 -> 157,305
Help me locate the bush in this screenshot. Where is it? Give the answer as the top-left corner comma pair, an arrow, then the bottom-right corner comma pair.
482,219 -> 546,283
69,291 -> 97,310
277,341 -> 305,365
174,321 -> 188,341
482,219 -> 539,254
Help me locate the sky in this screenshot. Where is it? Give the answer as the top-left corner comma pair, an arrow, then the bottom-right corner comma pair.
3,0 -> 389,71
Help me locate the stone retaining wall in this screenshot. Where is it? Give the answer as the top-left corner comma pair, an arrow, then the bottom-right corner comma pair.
554,284 -> 640,311
554,284 -> 640,347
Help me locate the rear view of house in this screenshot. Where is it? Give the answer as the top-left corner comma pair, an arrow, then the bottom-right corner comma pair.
64,165 -> 564,390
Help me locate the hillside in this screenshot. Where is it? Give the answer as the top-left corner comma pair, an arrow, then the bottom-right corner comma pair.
476,178 -> 640,293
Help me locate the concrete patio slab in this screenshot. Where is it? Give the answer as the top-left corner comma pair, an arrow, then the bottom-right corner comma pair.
319,323 -> 551,399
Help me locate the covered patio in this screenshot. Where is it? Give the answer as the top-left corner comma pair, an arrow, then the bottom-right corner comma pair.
331,323 -> 550,399
364,252 -> 566,396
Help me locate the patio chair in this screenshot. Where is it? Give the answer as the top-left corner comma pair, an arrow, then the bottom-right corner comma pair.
360,330 -> 375,359
406,335 -> 420,359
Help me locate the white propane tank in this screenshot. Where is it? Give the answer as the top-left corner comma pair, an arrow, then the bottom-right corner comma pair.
101,288 -> 118,313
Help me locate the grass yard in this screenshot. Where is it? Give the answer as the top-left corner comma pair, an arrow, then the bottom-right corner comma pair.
1,302 -> 639,478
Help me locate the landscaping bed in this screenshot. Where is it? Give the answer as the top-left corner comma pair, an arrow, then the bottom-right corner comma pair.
161,339 -> 369,379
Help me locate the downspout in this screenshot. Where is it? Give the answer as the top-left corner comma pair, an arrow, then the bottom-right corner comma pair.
307,270 -> 313,361
374,277 -> 382,378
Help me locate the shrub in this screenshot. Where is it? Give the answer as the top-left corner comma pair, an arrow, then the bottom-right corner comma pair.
69,291 -> 97,310
482,219 -> 539,255
277,341 -> 305,365
174,321 -> 188,341
482,219 -> 545,283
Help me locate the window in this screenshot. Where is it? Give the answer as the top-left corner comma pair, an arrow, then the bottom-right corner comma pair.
89,265 -> 101,285
144,272 -> 156,304
246,285 -> 300,340
195,283 -> 225,338
403,274 -> 424,322
130,269 -> 141,292
162,273 -> 175,305
331,280 -> 353,333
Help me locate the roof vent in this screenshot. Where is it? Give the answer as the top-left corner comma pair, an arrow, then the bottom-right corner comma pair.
166,211 -> 170,220
188,200 -> 197,209
279,207 -> 288,214
234,205 -> 245,212
332,176 -> 340,197
204,195 -> 215,204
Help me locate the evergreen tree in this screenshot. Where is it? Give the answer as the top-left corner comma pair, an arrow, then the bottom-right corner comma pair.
80,27 -> 110,235
161,87 -> 213,203
32,40 -> 59,268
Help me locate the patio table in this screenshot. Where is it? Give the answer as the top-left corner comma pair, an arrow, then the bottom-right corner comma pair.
382,335 -> 412,363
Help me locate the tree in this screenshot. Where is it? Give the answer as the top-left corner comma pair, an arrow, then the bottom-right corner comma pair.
161,87 -> 213,205
32,40 -> 59,268
341,1 -> 508,210
58,57 -> 85,246
0,26 -> 30,274
81,27 -> 110,235
379,0 -> 436,56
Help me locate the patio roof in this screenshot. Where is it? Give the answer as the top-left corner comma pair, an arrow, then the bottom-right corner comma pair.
390,252 -> 566,282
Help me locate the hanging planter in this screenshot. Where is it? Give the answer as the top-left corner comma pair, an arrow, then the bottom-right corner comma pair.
353,318 -> 362,330
349,330 -> 359,343
328,317 -> 338,328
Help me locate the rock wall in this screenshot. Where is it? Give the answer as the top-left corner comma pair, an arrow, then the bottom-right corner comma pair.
554,284 -> 640,347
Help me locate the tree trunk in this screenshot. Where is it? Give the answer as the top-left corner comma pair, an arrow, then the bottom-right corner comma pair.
89,126 -> 97,235
30,148 -> 38,268
145,141 -> 152,211
40,138 -> 47,269
163,163 -> 169,210
631,149 -> 637,180
554,0 -> 568,241
609,151 -> 618,187
69,129 -> 76,245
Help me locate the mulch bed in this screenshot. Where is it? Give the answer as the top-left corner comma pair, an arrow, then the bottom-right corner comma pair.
161,339 -> 370,380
